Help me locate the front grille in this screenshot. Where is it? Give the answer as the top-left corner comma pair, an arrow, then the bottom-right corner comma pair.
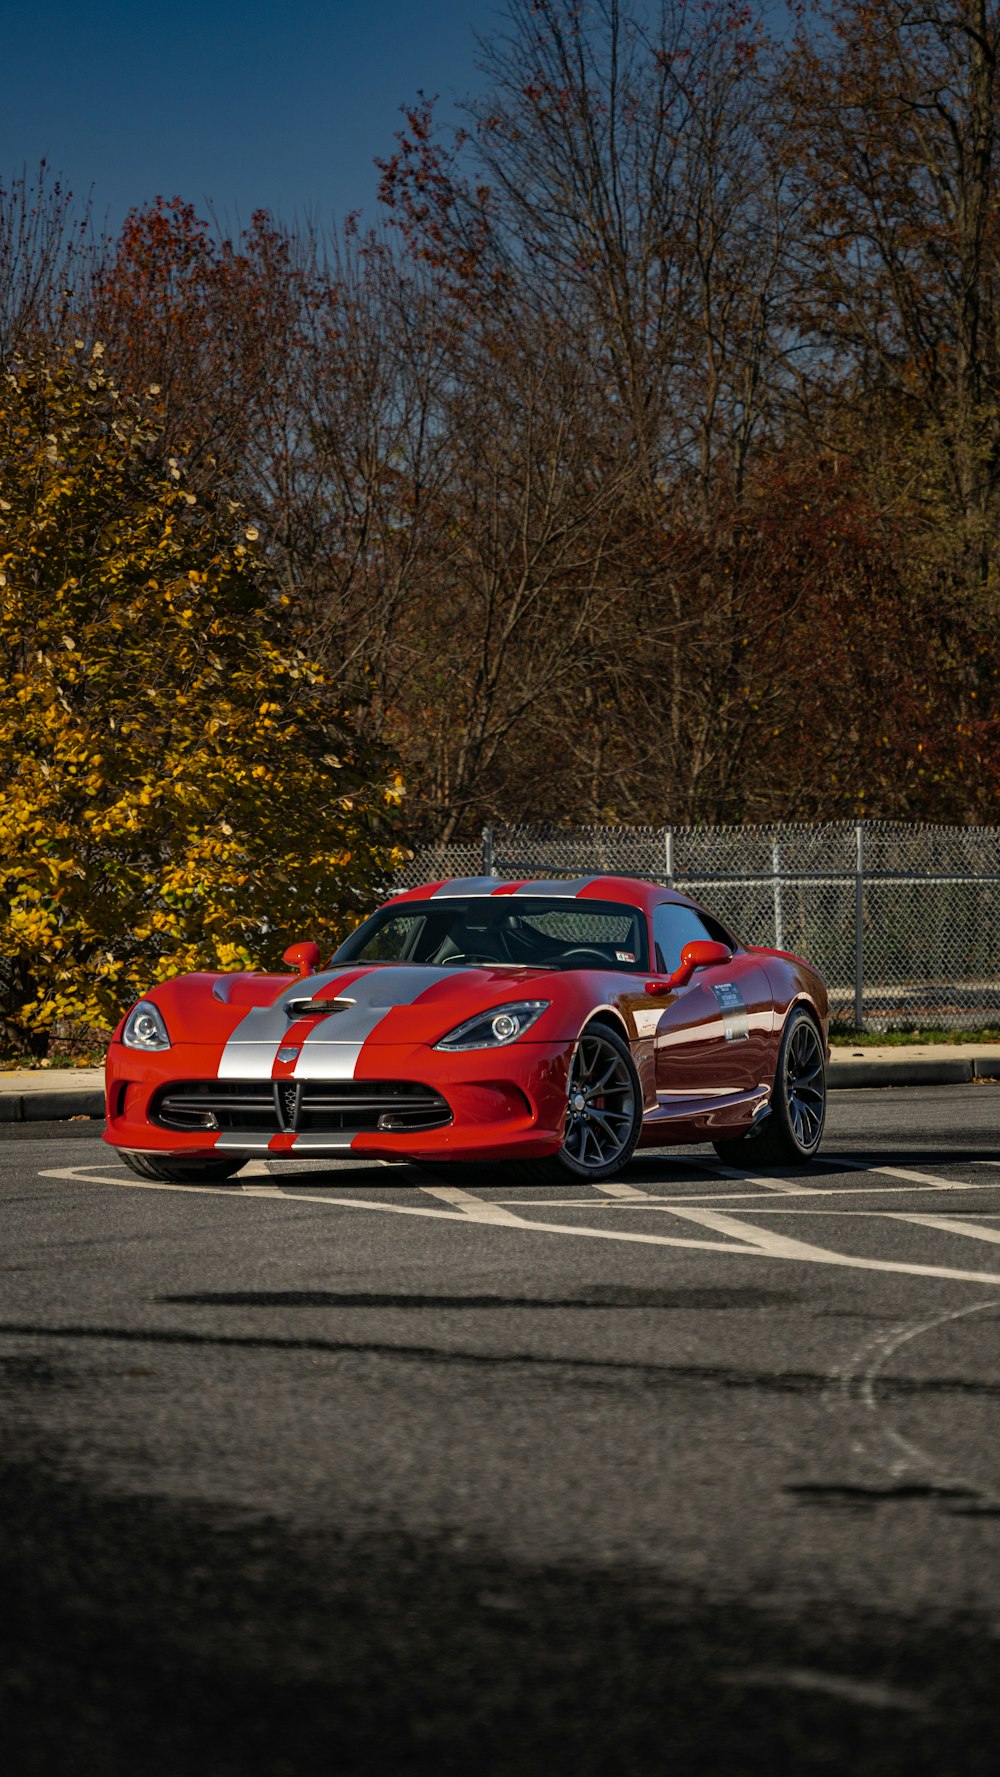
152,1079 -> 452,1136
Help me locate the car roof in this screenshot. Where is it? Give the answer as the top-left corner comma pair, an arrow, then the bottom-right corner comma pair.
387,876 -> 691,913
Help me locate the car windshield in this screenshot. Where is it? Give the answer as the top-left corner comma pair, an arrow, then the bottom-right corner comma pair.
333,897 -> 649,972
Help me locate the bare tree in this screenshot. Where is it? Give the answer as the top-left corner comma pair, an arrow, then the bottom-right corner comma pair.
783,0 -> 1000,588
0,163 -> 97,359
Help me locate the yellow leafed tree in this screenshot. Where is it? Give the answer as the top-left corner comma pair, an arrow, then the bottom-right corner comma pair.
0,345 -> 406,1053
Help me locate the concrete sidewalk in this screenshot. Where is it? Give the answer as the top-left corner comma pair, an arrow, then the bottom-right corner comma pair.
3,1045 -> 1000,1122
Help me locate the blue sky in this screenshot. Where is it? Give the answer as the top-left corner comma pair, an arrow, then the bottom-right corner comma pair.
1,0 -> 497,236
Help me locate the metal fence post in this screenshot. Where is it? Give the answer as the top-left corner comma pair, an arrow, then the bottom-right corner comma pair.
772,840 -> 784,951
664,826 -> 674,888
482,825 -> 495,877
854,821 -> 864,1028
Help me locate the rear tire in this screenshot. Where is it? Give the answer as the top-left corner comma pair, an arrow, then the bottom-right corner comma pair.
119,1150 -> 245,1185
514,1023 -> 643,1185
713,1007 -> 826,1166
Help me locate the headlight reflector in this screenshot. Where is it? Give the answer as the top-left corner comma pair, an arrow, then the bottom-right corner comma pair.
435,1000 -> 550,1051
122,1000 -> 171,1051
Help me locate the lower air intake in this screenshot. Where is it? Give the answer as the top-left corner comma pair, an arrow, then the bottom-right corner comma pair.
152,1080 -> 452,1136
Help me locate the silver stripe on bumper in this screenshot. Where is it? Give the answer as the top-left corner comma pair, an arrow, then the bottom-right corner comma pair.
290,1132 -> 357,1151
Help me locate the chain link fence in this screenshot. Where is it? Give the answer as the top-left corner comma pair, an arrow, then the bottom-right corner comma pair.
392,822 -> 1000,1031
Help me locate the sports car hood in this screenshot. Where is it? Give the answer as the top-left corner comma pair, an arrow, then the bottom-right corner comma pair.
227,962 -> 567,1074
145,962 -> 569,1070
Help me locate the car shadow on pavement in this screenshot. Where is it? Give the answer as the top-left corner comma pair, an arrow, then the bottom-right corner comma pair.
3,1436 -> 999,1777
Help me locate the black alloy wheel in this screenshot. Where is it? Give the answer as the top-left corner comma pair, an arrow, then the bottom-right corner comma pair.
119,1150 -> 245,1184
714,1006 -> 826,1166
518,1023 -> 643,1184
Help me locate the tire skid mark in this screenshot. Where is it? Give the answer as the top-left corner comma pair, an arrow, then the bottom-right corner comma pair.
827,1301 -> 1000,1506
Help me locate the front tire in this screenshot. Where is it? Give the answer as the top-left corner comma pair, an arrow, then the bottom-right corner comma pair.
119,1150 -> 245,1185
714,1007 -> 826,1166
516,1023 -> 643,1184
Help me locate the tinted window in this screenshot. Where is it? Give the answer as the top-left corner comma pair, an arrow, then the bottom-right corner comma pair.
653,903 -> 716,973
335,898 -> 649,971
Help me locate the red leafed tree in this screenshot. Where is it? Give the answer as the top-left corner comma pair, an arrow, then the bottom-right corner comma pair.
89,198 -> 304,484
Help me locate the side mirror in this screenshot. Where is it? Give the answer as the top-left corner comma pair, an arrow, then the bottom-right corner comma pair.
646,938 -> 732,994
283,940 -> 322,978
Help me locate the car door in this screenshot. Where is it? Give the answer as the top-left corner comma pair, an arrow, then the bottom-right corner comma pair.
650,902 -> 774,1099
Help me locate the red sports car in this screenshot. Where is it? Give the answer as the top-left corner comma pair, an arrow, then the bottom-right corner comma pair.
104,874 -> 829,1185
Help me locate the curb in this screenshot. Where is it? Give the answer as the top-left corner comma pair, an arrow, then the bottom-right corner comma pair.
828,1056 -> 1000,1089
2,1059 -> 1000,1123
0,1089 -> 105,1123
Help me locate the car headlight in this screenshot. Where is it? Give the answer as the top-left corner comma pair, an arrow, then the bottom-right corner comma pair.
122,1000 -> 171,1051
434,1000 -> 550,1051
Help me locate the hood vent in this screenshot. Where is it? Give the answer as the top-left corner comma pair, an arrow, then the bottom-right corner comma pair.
285,996 -> 354,1018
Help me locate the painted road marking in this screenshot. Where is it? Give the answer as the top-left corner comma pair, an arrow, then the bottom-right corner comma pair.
708,1162 -> 821,1195
493,1181 -> 995,1207
719,1668 -> 930,1714
590,1179 -> 650,1199
885,1212 -> 1000,1247
651,1203 -> 1000,1285
862,1164 -> 991,1190
37,1164 -> 1000,1287
40,1165 -> 490,1221
418,1184 -> 525,1225
663,1204 -> 887,1263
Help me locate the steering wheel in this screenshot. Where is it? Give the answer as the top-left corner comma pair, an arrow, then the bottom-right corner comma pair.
559,947 -> 614,968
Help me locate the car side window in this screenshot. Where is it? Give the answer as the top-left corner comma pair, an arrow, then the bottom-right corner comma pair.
653,903 -> 715,973
700,911 -> 739,952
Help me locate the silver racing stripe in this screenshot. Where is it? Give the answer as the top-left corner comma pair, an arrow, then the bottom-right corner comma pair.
292,966 -> 459,1079
429,876 -> 598,899
290,1133 -> 357,1151
511,878 -> 597,897
216,965 -> 461,1082
216,969 -> 354,1079
218,1040 -> 293,1081
429,877 -> 501,898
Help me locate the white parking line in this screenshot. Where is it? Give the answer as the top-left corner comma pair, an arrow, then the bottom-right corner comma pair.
493,1180 -> 994,1207
418,1184 -> 525,1225
708,1162 -> 821,1195
39,1165 -> 490,1221
589,1179 -> 650,1199
644,1203 -> 1000,1285
885,1213 -> 1000,1247
37,1164 -> 1000,1286
859,1164 -> 988,1191
664,1204 -> 852,1261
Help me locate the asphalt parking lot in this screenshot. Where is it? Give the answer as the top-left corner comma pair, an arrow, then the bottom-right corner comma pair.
4,1084 -> 1000,1776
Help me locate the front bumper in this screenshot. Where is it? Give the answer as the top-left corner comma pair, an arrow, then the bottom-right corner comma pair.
103,1038 -> 575,1163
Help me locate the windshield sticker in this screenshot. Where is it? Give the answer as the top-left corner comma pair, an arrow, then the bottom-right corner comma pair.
712,981 -> 749,1042
615,950 -> 636,963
